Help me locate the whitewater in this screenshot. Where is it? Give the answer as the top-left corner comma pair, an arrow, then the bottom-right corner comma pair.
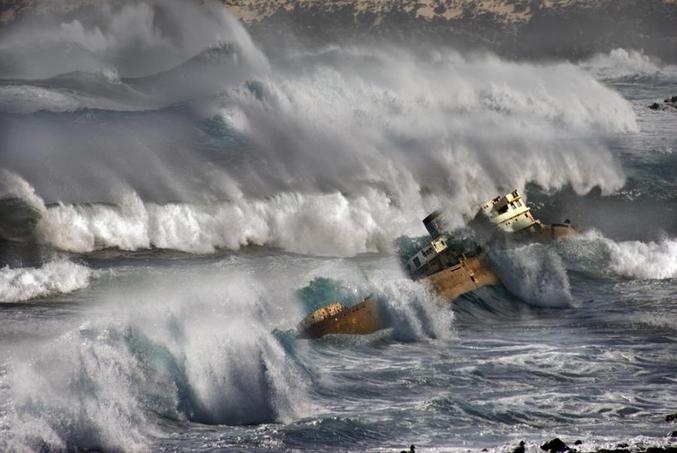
0,1 -> 676,451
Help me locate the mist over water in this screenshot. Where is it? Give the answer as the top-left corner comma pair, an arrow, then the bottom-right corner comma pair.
0,5 -> 640,257
1,1 -> 676,451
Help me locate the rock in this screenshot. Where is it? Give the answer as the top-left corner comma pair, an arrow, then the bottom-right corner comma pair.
541,438 -> 569,453
513,441 -> 526,453
649,100 -> 677,111
644,447 -> 677,453
670,430 -> 677,437
617,443 -> 629,448
596,449 -> 629,453
666,413 -> 677,422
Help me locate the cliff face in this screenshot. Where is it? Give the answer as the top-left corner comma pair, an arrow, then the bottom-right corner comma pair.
222,0 -> 677,61
2,1 -> 677,61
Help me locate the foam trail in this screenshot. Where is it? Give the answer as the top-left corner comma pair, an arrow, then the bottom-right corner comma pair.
2,273 -> 309,451
0,260 -> 92,302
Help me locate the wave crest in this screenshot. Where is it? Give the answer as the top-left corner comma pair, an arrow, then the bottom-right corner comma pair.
582,48 -> 677,80
0,260 -> 91,302
605,237 -> 677,280
4,274 -> 309,450
490,244 -> 573,308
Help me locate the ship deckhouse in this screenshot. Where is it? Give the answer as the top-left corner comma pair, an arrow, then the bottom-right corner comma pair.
479,189 -> 536,233
406,235 -> 448,274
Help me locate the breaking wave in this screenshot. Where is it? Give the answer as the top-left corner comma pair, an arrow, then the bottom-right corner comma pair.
2,274 -> 309,451
0,2 -> 645,260
374,277 -> 454,341
556,231 -> 677,281
582,48 -> 677,80
603,236 -> 677,280
0,260 -> 92,302
299,274 -> 454,341
37,190 -> 400,256
490,243 -> 573,308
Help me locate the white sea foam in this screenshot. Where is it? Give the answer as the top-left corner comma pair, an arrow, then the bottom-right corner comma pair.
560,231 -> 677,281
38,189 -> 403,256
0,14 -> 641,258
375,277 -> 455,341
491,243 -> 573,307
605,237 -> 677,280
582,48 -> 677,80
3,273 -> 310,451
15,43 -> 639,258
0,260 -> 92,302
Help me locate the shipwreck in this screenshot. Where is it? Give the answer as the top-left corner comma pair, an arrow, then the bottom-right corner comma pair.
298,189 -> 576,339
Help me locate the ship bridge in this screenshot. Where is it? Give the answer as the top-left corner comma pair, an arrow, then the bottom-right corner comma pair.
479,189 -> 536,233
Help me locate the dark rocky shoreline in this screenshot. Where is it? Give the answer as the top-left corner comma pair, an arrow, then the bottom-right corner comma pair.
397,413 -> 677,453
649,96 -> 677,111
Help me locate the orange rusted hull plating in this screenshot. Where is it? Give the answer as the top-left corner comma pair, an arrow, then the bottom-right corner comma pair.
425,255 -> 500,301
297,257 -> 498,338
297,298 -> 385,339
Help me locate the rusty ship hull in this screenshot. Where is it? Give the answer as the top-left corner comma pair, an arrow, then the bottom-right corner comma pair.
297,256 -> 499,339
297,298 -> 385,339
426,255 -> 500,301
297,189 -> 578,339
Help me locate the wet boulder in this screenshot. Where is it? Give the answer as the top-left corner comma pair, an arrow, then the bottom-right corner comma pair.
649,96 -> 677,111
541,438 -> 569,453
513,441 -> 526,453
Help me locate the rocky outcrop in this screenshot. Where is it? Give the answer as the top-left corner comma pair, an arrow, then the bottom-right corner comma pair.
2,1 -> 677,62
541,438 -> 570,453
649,96 -> 677,111
221,0 -> 677,61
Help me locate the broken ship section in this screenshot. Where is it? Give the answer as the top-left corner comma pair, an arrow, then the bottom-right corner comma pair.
297,190 -> 576,339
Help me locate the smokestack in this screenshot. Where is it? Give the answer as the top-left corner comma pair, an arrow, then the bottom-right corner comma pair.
422,210 -> 447,239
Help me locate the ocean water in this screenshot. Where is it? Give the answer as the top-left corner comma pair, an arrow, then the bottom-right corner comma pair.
0,4 -> 676,452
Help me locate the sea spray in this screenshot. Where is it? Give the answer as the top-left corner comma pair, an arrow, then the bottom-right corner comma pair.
581,48 -> 677,80
490,243 -> 574,308
37,189 -> 399,256
2,46 -> 636,248
605,238 -> 677,280
304,279 -> 454,342
3,272 -> 310,451
0,260 -> 92,302
556,231 -> 677,281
